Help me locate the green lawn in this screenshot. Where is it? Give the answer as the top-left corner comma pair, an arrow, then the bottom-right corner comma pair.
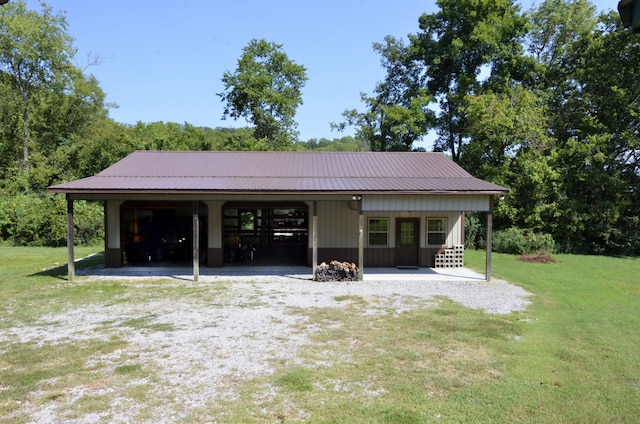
463,250 -> 640,423
0,246 -> 638,423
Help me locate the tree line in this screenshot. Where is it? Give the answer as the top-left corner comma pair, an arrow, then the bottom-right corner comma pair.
1,0 -> 639,255
338,0 -> 640,255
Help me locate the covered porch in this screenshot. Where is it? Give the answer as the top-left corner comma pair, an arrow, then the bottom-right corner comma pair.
71,259 -> 487,283
61,193 -> 498,282
49,151 -> 507,283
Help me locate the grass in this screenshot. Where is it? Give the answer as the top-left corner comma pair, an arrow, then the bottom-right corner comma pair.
463,250 -> 640,423
0,246 -> 639,422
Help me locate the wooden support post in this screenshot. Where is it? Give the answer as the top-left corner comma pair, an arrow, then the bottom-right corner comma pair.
460,211 -> 465,247
486,197 -> 494,282
312,201 -> 318,279
193,201 -> 199,282
358,197 -> 364,281
66,194 -> 75,282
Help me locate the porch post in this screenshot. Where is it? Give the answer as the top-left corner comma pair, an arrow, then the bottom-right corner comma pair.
486,196 -> 494,282
460,211 -> 465,246
312,201 -> 318,278
66,194 -> 75,281
193,201 -> 199,282
358,196 -> 364,281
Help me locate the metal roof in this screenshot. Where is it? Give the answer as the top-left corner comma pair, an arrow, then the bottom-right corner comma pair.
48,151 -> 509,195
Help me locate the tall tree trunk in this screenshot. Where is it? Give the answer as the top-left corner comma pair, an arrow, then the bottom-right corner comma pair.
20,85 -> 30,174
22,106 -> 30,173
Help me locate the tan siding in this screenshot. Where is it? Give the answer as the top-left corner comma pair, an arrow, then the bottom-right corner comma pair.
106,200 -> 123,249
317,200 -> 359,248
450,212 -> 464,246
360,211 -> 462,249
206,201 -> 223,248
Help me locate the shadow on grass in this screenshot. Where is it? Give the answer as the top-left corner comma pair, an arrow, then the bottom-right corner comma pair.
30,252 -> 105,280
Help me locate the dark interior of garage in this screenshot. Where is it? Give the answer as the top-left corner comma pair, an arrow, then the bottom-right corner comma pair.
121,202 -> 207,266
119,201 -> 309,267
223,202 -> 308,266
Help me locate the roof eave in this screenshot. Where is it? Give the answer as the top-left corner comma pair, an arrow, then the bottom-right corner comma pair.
48,188 -> 509,196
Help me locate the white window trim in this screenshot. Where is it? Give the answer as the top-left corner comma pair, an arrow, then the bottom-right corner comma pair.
426,217 -> 448,246
367,217 -> 389,247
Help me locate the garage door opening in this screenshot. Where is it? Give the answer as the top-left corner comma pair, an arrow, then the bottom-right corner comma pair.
120,201 -> 207,266
223,202 -> 308,266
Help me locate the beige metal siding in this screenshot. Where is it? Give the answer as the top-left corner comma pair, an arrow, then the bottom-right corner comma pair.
105,200 -> 123,249
206,201 -> 223,248
363,194 -> 490,211
315,206 -> 463,250
362,211 -> 462,248
316,200 -> 359,248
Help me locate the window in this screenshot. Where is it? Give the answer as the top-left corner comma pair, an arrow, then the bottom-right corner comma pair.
240,210 -> 255,231
368,218 -> 388,246
427,218 -> 447,246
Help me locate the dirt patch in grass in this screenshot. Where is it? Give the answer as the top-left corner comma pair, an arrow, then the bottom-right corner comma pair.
517,252 -> 558,263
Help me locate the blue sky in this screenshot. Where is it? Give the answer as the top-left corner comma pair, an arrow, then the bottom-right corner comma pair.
32,0 -> 617,149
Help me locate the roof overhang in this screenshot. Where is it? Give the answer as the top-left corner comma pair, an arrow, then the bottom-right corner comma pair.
48,151 -> 510,200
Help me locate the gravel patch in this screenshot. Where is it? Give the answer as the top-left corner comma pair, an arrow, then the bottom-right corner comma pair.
2,275 -> 531,423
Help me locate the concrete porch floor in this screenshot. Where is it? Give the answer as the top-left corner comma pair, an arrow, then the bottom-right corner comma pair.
77,263 -> 486,282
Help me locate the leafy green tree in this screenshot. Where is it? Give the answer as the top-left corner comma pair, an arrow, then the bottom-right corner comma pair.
549,12 -> 640,254
296,136 -> 369,152
218,39 -> 307,150
334,36 -> 434,151
60,117 -> 138,180
409,0 -> 528,161
220,127 -> 268,151
526,0 -> 598,85
0,0 -> 76,173
460,85 -> 558,231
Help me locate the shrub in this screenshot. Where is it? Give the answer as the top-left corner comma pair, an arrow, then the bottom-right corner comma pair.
464,212 -> 485,249
492,227 -> 555,255
0,194 -> 103,247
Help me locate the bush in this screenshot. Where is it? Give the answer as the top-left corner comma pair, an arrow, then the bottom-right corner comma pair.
0,194 -> 103,247
492,227 -> 555,255
464,212 -> 485,249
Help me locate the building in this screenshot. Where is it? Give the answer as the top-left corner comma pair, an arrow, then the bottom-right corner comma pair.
48,151 -> 508,281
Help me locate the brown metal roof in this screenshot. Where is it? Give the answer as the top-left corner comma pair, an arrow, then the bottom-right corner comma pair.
48,151 -> 509,195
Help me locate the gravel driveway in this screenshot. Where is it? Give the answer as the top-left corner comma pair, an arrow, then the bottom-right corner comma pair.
3,274 -> 531,423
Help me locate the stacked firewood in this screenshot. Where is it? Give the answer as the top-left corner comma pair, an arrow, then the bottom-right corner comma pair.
315,260 -> 360,282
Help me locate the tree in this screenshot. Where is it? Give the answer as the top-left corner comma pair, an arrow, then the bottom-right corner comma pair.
460,85 -> 558,231
526,0 -> 598,71
409,0 -> 528,161
296,136 -> 368,152
548,12 -> 640,254
0,0 -> 76,173
334,36 -> 434,152
218,39 -> 307,150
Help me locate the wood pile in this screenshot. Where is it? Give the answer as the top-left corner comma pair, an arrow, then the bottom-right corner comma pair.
315,260 -> 360,282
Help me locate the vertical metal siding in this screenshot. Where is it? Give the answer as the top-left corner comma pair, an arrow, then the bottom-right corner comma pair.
106,200 -> 123,249
449,212 -> 462,246
360,211 -> 462,248
363,194 -> 490,211
317,200 -> 359,247
206,201 -> 223,248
